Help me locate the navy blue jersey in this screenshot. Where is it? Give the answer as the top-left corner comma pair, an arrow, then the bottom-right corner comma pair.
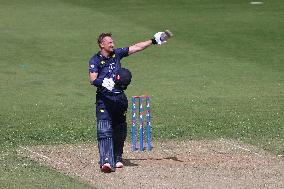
89,47 -> 129,93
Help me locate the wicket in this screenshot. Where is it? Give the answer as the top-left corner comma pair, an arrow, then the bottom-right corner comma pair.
131,95 -> 151,152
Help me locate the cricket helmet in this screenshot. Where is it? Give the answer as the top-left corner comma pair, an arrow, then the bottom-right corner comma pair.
114,68 -> 132,90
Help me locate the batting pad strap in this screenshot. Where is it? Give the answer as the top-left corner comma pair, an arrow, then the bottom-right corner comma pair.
97,120 -> 113,139
92,78 -> 103,87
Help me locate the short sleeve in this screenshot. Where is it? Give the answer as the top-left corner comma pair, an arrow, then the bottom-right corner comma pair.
89,57 -> 99,73
115,47 -> 129,59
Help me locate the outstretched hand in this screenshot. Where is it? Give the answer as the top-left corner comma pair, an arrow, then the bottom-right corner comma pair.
154,32 -> 165,45
154,30 -> 173,45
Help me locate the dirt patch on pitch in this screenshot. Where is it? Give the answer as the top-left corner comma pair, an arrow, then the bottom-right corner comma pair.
18,139 -> 284,189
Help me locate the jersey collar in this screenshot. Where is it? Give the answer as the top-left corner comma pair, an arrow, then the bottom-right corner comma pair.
97,51 -> 115,59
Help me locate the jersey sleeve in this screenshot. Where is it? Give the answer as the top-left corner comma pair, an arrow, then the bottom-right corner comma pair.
89,56 -> 99,73
115,47 -> 129,59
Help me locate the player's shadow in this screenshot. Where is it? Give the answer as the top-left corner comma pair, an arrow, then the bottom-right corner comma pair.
123,156 -> 183,167
123,159 -> 140,166
163,156 -> 184,162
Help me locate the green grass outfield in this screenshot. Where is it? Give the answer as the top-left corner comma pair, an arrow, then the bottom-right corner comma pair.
0,0 -> 283,188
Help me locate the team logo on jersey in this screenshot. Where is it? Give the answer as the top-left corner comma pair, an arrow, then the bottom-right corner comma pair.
109,62 -> 115,70
100,61 -> 105,65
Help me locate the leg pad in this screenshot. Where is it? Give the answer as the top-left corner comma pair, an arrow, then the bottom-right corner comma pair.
97,120 -> 115,167
112,122 -> 127,163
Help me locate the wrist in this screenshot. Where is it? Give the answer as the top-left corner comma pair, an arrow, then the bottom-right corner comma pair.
92,79 -> 103,87
151,38 -> 157,45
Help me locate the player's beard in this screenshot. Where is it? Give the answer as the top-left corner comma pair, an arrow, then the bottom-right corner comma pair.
109,46 -> 114,53
101,44 -> 114,57
105,46 -> 114,54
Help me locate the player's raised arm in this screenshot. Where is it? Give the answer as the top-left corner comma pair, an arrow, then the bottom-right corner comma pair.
128,30 -> 173,55
128,40 -> 153,55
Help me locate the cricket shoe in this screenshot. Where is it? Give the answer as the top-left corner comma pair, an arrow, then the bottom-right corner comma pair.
101,163 -> 112,173
115,161 -> 124,168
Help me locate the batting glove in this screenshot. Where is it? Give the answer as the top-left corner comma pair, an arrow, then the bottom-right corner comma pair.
102,78 -> 115,91
153,30 -> 173,45
154,32 -> 166,45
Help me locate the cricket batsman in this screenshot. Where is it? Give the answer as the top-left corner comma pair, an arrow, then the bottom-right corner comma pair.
88,31 -> 172,173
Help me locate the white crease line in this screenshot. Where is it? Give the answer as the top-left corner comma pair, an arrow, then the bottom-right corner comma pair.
250,2 -> 263,5
19,146 -> 68,166
19,146 -> 87,178
220,139 -> 261,157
